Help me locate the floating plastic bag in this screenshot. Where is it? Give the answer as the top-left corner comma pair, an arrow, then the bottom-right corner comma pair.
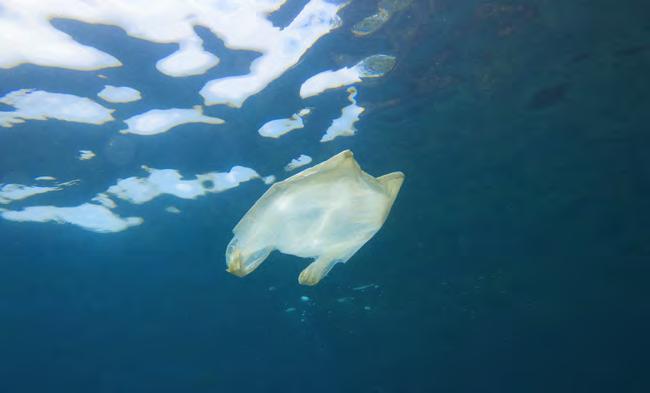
226,150 -> 404,285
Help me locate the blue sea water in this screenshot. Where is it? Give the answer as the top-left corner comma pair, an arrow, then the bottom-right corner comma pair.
1,0 -> 649,392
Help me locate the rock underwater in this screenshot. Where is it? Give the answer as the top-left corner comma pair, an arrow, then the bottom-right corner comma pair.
226,150 -> 404,285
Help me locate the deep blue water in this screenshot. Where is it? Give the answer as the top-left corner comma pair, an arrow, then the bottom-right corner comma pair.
1,0 -> 650,392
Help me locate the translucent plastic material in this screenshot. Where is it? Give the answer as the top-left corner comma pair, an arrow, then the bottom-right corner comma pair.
226,150 -> 404,285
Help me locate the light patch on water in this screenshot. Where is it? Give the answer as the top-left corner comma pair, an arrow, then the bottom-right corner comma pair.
78,150 -> 96,160
91,193 -> 117,209
1,164 -> 263,233
300,68 -> 362,99
107,165 -> 260,204
258,108 -> 311,138
284,154 -> 312,171
0,89 -> 115,128
0,180 -> 79,205
97,85 -> 142,103
262,175 -> 277,185
0,203 -> 143,233
0,1 -> 224,75
300,54 -> 396,98
165,206 -> 181,214
199,0 -> 349,108
0,1 -> 121,71
1,184 -> 60,205
34,176 -> 56,181
320,87 -> 364,142
120,106 -> 224,136
0,0 -> 347,102
352,283 -> 380,291
156,39 -> 220,77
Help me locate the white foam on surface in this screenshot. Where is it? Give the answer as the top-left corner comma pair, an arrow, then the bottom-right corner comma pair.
284,154 -> 313,171
165,206 -> 181,214
199,0 -> 348,107
0,0 -> 345,93
35,176 -> 57,181
300,55 -> 395,98
0,180 -> 79,204
0,1 -> 122,71
91,193 -> 117,209
1,163 -> 263,232
120,106 -> 224,136
1,184 -> 60,205
78,150 -> 96,160
258,108 -> 311,138
0,0 -> 218,75
300,67 -> 361,98
0,89 -> 115,128
262,175 -> 277,185
97,85 -> 142,103
321,87 -> 364,142
107,165 -> 260,204
1,203 -> 143,233
156,39 -> 220,77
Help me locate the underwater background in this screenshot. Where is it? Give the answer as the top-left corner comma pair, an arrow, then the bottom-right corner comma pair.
1,0 -> 649,392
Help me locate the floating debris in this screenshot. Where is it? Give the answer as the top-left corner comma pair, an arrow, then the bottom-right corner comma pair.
225,150 -> 404,285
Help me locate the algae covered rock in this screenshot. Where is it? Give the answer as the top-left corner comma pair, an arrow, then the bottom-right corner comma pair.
226,150 -> 404,285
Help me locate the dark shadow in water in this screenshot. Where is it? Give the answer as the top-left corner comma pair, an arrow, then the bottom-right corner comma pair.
526,82 -> 570,110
